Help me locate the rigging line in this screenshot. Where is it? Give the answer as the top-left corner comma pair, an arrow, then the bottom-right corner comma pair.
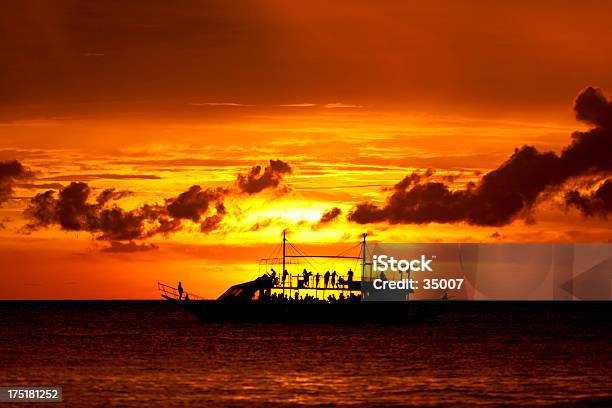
293,244 -> 329,269
332,244 -> 354,258
290,240 -> 361,271
322,242 -> 362,270
263,241 -> 280,262
314,242 -> 359,271
288,242 -> 322,273
273,242 -> 282,260
288,242 -> 316,269
335,242 -> 361,258
313,250 -> 360,270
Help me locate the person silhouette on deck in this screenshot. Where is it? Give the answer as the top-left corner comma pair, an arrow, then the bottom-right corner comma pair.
324,271 -> 330,288
178,281 -> 184,300
282,269 -> 288,287
347,268 -> 354,283
185,292 -> 189,301
331,271 -> 337,288
270,269 -> 277,282
302,269 -> 310,287
315,272 -> 321,288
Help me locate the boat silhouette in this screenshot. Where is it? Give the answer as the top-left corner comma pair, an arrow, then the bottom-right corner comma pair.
158,233 -> 449,323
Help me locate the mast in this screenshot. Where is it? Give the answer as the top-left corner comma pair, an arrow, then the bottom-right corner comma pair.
282,230 -> 286,277
361,233 -> 367,280
282,230 -> 286,296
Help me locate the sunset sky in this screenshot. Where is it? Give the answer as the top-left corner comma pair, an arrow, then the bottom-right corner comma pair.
2,0 -> 612,299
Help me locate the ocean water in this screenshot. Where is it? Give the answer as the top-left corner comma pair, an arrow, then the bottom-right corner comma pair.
0,301 -> 610,407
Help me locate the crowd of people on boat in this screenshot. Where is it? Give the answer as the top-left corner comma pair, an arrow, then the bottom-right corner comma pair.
254,267 -> 360,303
267,268 -> 355,289
267,291 -> 361,304
175,266 -> 360,304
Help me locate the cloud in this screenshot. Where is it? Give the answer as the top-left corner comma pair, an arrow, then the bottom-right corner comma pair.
200,202 -> 226,233
96,188 -> 133,205
279,103 -> 317,107
248,218 -> 273,232
565,179 -> 612,217
0,160 -> 32,205
323,103 -> 364,109
349,87 -> 612,227
97,206 -> 152,240
24,182 -> 223,241
101,241 -> 159,253
312,207 -> 342,230
166,185 -> 226,222
236,159 -> 292,194
190,102 -> 254,107
23,159 -> 290,242
16,182 -> 64,190
43,174 -> 160,181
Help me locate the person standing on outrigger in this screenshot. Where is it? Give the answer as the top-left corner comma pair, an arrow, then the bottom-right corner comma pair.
282,269 -> 288,287
324,271 -> 330,288
315,272 -> 321,288
177,281 -> 184,300
347,268 -> 354,283
331,271 -> 337,288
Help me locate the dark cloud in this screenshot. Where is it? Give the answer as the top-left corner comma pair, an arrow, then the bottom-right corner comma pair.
236,159 -> 292,194
96,188 -> 133,206
97,206 -> 148,241
312,207 -> 342,230
101,241 -> 159,253
15,182 -> 64,190
349,87 -> 612,227
200,214 -> 223,233
200,202 -> 226,233
573,86 -> 612,129
565,179 -> 612,217
55,182 -> 96,230
249,218 -> 273,232
24,182 -> 226,241
23,159 -> 288,242
24,190 -> 57,228
319,207 -> 342,224
166,186 -> 226,222
0,160 -> 32,204
384,169 -> 434,192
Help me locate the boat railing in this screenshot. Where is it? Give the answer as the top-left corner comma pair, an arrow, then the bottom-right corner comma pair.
157,281 -> 205,301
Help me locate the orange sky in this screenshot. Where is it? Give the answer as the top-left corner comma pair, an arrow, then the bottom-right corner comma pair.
1,1 -> 612,299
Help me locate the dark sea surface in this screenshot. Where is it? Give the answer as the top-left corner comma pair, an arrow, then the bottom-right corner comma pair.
0,301 -> 610,407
